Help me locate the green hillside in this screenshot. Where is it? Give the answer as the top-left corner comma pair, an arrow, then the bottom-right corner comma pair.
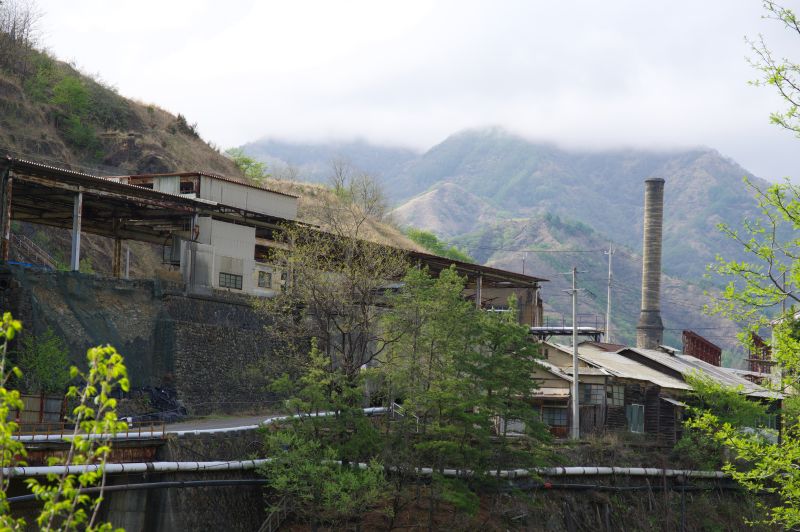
0,43 -> 240,176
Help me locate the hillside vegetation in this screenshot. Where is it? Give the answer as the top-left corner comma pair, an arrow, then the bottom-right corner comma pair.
0,51 -> 239,176
0,40 -> 420,271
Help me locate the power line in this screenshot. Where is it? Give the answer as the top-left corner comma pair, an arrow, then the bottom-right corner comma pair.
467,246 -> 607,253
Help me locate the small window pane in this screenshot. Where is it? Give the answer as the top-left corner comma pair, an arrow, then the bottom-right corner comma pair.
219,272 -> 243,290
607,385 -> 624,407
258,271 -> 272,288
626,404 -> 644,433
542,407 -> 568,427
580,384 -> 604,405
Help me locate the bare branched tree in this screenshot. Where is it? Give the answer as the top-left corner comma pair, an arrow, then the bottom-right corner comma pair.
313,158 -> 388,239
257,224 -> 408,388
0,0 -> 41,77
747,1 -> 800,136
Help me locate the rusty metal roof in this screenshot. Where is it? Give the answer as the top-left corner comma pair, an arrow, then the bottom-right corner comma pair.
112,171 -> 298,199
620,347 -> 782,399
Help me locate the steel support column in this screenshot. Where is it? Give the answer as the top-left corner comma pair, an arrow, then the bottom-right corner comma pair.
70,192 -> 83,271
0,169 -> 13,261
475,274 -> 483,310
112,238 -> 122,278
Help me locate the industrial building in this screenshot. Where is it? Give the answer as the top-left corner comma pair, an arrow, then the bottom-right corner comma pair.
0,157 -> 545,322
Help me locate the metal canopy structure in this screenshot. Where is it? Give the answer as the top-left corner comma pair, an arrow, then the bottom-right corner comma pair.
0,157 -> 292,266
0,155 -> 548,292
529,326 -> 603,342
2,158 -> 196,246
408,249 -> 545,289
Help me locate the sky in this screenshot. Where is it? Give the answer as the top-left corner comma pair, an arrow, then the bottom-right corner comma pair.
36,0 -> 800,180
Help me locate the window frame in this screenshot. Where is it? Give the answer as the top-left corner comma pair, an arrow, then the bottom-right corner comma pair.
626,403 -> 645,433
541,406 -> 568,427
257,270 -> 273,289
607,384 -> 624,407
219,272 -> 243,290
579,383 -> 605,405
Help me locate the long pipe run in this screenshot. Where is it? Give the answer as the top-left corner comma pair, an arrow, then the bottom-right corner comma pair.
3,460 -> 726,480
12,407 -> 389,442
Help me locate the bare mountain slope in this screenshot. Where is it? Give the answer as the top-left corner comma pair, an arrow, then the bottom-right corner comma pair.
391,182 -> 501,237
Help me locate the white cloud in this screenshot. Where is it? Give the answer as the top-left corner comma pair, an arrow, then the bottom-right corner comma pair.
36,0 -> 800,180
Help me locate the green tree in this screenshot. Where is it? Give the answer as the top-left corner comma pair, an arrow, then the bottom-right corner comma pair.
51,76 -> 90,118
380,267 -> 546,523
748,1 -> 800,136
225,148 -> 269,182
256,223 -> 408,390
698,2 -> 800,527
259,429 -> 386,531
0,312 -> 129,531
261,341 -> 387,529
27,344 -> 129,531
404,228 -> 474,263
15,328 -> 70,395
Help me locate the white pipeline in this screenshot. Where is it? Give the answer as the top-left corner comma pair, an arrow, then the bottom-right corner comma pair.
2,460 -> 726,480
4,460 -> 271,477
12,407 -> 389,442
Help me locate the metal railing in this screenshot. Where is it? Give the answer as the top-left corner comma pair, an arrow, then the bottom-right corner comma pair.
390,402 -> 420,433
542,313 -> 605,329
257,496 -> 290,532
14,420 -> 166,439
10,233 -> 56,269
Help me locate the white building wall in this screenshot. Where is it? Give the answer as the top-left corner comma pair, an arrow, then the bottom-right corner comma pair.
199,176 -> 297,220
192,217 -> 256,292
153,176 -> 180,195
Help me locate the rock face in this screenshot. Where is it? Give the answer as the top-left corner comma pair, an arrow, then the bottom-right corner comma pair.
0,265 -> 288,417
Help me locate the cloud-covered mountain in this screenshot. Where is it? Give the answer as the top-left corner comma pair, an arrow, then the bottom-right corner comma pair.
242,127 -> 766,362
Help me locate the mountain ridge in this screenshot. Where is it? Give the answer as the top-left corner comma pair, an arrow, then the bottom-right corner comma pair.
242,127 -> 762,362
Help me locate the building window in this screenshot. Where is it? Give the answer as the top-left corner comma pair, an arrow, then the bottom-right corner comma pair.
758,413 -> 778,430
626,404 -> 644,433
541,406 -> 568,427
219,272 -> 243,290
580,384 -> 604,405
607,385 -> 624,407
257,271 -> 272,289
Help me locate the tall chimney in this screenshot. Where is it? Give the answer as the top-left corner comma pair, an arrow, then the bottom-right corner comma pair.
636,178 -> 665,349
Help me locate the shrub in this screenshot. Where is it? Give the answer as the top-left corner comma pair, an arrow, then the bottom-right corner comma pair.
15,328 -> 70,395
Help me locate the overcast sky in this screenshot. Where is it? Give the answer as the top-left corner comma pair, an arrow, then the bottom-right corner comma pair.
36,1 -> 800,180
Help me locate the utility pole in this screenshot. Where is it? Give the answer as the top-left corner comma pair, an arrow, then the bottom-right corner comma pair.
604,245 -> 614,343
570,267 -> 580,440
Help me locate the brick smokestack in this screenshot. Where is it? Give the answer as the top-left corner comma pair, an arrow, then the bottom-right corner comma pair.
636,178 -> 665,349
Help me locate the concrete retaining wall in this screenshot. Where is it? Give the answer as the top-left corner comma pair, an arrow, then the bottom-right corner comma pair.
0,265 -> 286,416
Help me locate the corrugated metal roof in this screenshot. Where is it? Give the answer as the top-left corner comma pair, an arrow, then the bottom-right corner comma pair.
622,348 -> 782,399
574,344 -> 691,391
535,360 -> 573,383
111,171 -> 299,199
561,367 -> 609,376
531,387 -> 571,398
